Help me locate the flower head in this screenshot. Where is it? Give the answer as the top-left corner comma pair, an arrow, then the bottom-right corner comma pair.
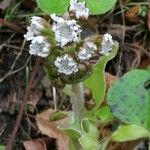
29,36 -> 51,57
54,54 -> 78,75
24,16 -> 49,41
100,33 -> 114,55
69,0 -> 89,19
78,42 -> 97,60
50,13 -> 82,47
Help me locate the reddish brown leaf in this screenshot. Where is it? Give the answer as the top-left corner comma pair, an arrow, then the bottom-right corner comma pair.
125,5 -> 140,24
23,139 -> 46,150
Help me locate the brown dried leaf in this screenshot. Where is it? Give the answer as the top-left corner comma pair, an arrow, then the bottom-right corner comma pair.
36,118 -> 69,150
23,139 -> 46,150
125,5 -> 140,24
36,109 -> 69,150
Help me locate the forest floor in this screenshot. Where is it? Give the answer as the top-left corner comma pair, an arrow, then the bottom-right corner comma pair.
0,0 -> 150,149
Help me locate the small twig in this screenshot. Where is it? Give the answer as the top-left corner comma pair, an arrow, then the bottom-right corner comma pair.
117,0 -> 126,76
0,56 -> 31,83
6,57 -> 42,150
0,18 -> 25,33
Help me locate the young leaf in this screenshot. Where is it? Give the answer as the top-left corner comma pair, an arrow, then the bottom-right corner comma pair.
95,106 -> 115,123
84,42 -> 118,110
111,124 -> 150,142
80,0 -> 117,15
36,0 -> 70,14
107,69 -> 150,129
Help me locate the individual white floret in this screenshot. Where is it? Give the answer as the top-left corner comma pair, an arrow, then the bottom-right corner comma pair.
24,16 -> 49,41
29,36 -> 51,57
50,13 -> 82,47
54,54 -> 78,75
78,42 -> 97,60
69,0 -> 89,19
100,33 -> 114,55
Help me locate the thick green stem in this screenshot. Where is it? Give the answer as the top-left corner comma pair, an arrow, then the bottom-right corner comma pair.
71,82 -> 85,122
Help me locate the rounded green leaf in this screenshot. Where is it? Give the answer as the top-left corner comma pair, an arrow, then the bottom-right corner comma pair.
112,124 -> 150,142
80,0 -> 117,15
107,69 -> 150,129
36,0 -> 70,14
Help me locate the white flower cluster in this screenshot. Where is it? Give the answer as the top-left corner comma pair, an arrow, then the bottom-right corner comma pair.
24,16 -> 51,57
78,42 -> 97,60
29,36 -> 51,57
100,33 -> 114,55
50,13 -> 82,47
69,0 -> 89,19
54,54 -> 78,75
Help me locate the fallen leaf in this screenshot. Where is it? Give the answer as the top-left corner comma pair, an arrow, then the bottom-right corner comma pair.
125,5 -> 140,24
36,109 -> 69,150
23,138 -> 46,150
36,118 -> 69,150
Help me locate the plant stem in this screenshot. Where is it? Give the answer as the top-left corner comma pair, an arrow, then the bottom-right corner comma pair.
71,82 -> 85,122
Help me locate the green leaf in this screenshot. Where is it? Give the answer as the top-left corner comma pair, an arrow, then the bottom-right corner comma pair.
61,128 -> 81,139
95,106 -> 115,123
112,124 -> 150,142
49,111 -> 67,121
36,0 -> 70,14
0,145 -> 5,150
79,134 -> 100,150
84,42 -> 118,110
80,0 -> 117,15
107,69 -> 150,129
61,118 -> 100,149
